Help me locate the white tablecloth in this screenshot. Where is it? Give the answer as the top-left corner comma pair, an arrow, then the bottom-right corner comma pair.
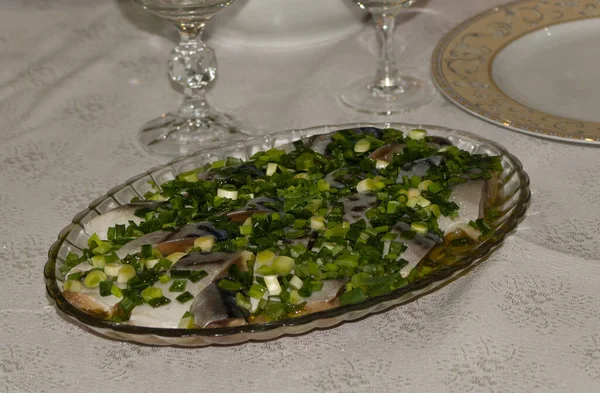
2,1 -> 599,392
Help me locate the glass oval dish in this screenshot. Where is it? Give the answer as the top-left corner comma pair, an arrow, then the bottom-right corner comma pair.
44,122 -> 530,347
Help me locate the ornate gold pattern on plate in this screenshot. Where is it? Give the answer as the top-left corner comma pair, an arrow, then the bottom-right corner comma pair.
432,0 -> 600,143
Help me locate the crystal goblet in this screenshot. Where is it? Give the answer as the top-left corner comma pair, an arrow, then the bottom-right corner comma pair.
131,0 -> 248,157
341,0 -> 435,115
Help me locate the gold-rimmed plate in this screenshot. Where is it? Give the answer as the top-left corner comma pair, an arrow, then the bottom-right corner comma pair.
432,0 -> 600,144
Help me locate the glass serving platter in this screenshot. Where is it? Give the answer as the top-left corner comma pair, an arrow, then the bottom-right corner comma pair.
44,122 -> 530,347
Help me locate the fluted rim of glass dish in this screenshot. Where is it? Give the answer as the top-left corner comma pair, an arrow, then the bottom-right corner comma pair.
44,122 -> 530,343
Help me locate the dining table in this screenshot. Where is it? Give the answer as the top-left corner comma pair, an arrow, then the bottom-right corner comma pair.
2,0 -> 599,392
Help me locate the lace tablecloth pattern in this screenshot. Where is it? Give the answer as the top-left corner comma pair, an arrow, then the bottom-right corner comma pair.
1,0 -> 599,392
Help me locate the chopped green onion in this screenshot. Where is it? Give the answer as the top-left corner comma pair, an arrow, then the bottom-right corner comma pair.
407,188 -> 420,198
417,196 -> 431,207
249,283 -> 267,299
310,280 -> 323,292
117,265 -> 136,283
99,280 -> 113,297
354,138 -> 371,153
289,289 -> 304,305
145,258 -> 160,270
256,265 -> 274,276
410,221 -> 428,235
111,285 -> 123,298
194,235 -> 215,252
289,275 -> 304,290
165,252 -> 186,263
263,300 -> 286,320
141,286 -> 163,302
83,270 -> 107,289
272,256 -> 295,276
169,279 -> 187,292
178,171 -> 198,183
217,188 -> 238,200
339,288 -> 366,305
218,279 -> 244,292
104,262 -> 122,277
240,225 -> 253,236
376,159 -> 390,169
266,162 -> 278,176
158,274 -> 171,284
66,272 -> 82,281
178,312 -> 195,328
148,296 -> 171,308
64,280 -> 82,293
418,180 -> 433,191
264,275 -> 282,296
141,244 -> 153,258
293,173 -> 309,180
189,270 -> 208,283
310,216 -> 325,230
91,255 -> 106,269
236,292 -> 252,310
408,129 -> 427,140
170,270 -> 190,278
317,179 -> 330,191
176,291 -> 194,304
406,197 -> 419,208
356,178 -> 375,193
256,250 -> 276,267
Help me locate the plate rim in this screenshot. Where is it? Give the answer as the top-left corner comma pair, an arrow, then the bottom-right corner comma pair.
44,122 -> 531,345
431,0 -> 600,144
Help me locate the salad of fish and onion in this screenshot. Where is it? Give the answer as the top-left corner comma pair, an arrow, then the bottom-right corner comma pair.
60,127 -> 502,329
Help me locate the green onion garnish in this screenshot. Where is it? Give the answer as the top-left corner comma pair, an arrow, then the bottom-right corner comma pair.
147,296 -> 171,308
169,279 -> 187,292
175,291 -> 194,304
189,270 -> 208,283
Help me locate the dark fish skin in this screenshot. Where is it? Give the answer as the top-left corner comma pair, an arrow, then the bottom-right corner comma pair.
324,169 -> 350,189
286,230 -> 319,250
324,168 -> 374,189
115,222 -> 227,258
170,251 -> 243,273
342,194 -> 377,223
397,155 -> 445,182
226,197 -> 284,223
213,164 -> 264,184
189,283 -> 233,328
369,143 -> 406,162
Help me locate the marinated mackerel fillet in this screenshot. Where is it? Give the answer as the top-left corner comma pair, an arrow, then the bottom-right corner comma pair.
62,127 -> 503,329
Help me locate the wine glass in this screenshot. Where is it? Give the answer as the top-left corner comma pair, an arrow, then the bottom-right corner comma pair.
131,0 -> 249,157
341,0 -> 435,115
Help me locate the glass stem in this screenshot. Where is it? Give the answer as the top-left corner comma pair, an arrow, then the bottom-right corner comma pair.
169,22 -> 217,119
373,14 -> 399,89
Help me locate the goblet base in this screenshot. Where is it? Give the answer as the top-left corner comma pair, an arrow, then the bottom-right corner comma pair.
139,111 -> 249,157
340,75 -> 435,115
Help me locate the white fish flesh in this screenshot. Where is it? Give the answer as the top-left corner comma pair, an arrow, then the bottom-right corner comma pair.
437,179 -> 486,240
84,202 -> 163,240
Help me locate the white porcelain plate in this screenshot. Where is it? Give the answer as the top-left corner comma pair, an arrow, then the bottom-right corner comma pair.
432,0 -> 600,144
